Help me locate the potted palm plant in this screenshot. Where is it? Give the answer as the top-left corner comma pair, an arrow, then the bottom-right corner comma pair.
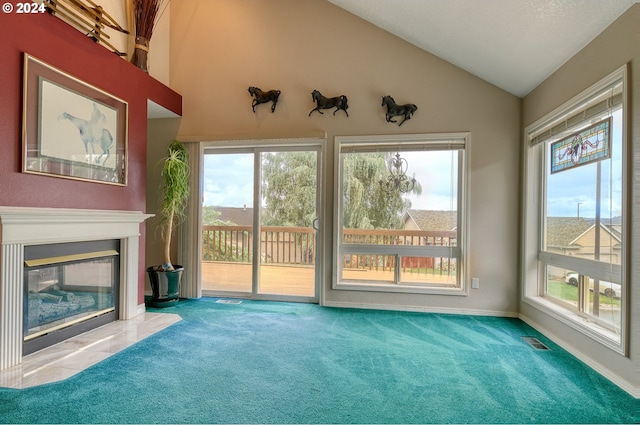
147,140 -> 190,307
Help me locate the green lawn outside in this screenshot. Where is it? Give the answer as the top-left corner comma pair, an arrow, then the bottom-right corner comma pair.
547,280 -> 621,306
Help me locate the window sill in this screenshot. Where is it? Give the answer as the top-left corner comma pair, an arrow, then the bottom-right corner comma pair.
335,280 -> 467,296
522,295 -> 625,355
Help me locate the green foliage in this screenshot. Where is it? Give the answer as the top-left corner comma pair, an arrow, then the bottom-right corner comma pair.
158,140 -> 190,267
160,141 -> 190,222
343,152 -> 421,230
259,151 -> 421,230
202,206 -> 229,225
201,206 -> 243,262
261,152 -> 317,227
202,229 -> 249,262
547,280 -> 621,306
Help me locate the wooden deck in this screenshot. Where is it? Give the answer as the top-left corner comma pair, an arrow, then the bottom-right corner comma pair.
202,261 -> 456,297
202,262 -> 315,296
202,226 -> 458,298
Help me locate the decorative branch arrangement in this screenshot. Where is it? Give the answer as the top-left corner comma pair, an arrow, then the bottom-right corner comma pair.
382,95 -> 418,126
44,0 -> 129,56
130,0 -> 168,73
248,86 -> 281,113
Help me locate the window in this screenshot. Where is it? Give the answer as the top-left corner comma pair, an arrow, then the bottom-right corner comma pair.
334,133 -> 468,294
523,66 -> 628,351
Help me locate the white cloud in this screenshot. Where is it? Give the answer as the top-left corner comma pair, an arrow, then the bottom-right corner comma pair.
203,153 -> 254,207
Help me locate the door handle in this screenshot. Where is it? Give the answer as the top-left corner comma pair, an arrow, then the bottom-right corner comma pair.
312,217 -> 319,231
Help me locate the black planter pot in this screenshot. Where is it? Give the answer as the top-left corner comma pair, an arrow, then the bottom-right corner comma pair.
146,265 -> 183,308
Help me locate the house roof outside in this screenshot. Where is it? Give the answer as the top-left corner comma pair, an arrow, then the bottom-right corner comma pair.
608,225 -> 622,241
546,217 -> 621,249
546,217 -> 593,248
403,210 -> 457,231
211,206 -> 253,226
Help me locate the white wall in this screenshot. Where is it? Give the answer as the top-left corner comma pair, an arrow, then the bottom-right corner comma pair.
166,0 -> 521,316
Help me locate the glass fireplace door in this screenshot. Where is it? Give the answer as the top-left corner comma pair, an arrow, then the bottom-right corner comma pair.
23,240 -> 119,355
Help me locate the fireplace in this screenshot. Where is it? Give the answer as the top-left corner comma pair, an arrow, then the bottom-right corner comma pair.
0,207 -> 152,370
23,240 -> 120,355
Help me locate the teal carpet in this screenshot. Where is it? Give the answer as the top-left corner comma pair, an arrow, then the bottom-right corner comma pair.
0,298 -> 637,424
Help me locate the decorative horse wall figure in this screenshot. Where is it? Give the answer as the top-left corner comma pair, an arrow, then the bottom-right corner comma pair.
58,103 -> 113,166
248,86 -> 281,113
308,90 -> 349,117
381,95 -> 418,126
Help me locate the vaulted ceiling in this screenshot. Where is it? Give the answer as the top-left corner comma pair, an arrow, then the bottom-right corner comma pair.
328,0 -> 639,97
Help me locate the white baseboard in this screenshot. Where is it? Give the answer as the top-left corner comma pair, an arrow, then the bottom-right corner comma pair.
519,313 -> 639,399
321,300 -> 519,318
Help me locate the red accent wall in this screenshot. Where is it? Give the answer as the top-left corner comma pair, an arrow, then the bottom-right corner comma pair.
0,12 -> 182,304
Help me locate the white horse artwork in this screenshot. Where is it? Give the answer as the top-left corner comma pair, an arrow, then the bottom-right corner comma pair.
58,103 -> 114,166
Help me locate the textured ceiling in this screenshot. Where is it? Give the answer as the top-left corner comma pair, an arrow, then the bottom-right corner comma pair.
327,0 -> 638,97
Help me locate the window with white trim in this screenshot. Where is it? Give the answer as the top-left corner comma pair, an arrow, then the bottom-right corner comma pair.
523,66 -> 627,351
335,134 -> 467,294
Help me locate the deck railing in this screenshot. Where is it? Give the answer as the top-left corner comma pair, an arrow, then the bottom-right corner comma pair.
202,225 -> 456,274
341,228 -> 457,275
202,225 -> 316,265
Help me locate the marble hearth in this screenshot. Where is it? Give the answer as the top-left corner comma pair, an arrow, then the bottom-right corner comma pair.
0,207 -> 152,370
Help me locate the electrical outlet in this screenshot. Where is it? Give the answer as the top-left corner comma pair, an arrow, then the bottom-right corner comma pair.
471,277 -> 479,289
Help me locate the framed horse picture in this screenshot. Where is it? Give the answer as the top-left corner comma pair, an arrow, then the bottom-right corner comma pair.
22,54 -> 128,185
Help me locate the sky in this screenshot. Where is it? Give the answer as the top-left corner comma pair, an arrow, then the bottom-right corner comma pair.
203,153 -> 254,208
203,109 -> 622,219
203,150 -> 458,211
397,150 -> 458,210
546,109 -> 623,219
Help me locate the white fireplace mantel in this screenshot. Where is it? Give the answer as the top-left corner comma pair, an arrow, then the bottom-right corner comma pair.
0,207 -> 153,244
0,207 -> 153,370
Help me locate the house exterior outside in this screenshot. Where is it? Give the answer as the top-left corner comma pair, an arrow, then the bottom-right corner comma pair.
402,210 -> 457,232
209,206 -> 253,226
546,217 -> 622,280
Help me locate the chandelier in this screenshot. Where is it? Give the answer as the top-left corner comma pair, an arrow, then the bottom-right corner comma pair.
379,152 -> 416,193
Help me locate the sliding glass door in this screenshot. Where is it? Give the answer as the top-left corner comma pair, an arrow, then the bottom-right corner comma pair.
201,144 -> 320,302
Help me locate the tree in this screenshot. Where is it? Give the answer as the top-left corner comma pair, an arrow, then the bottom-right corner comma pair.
260,151 -> 421,230
261,151 -> 317,227
200,206 -> 246,262
202,205 -> 229,225
342,152 -> 422,229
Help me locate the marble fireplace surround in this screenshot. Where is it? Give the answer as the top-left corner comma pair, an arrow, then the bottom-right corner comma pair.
0,207 -> 153,370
